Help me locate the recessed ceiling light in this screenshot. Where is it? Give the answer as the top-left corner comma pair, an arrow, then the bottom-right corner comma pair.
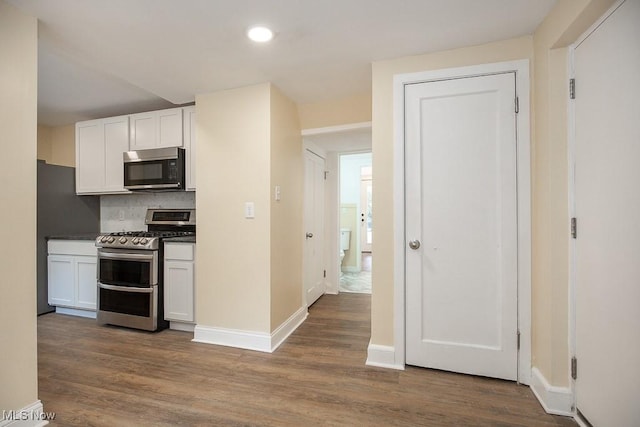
247,26 -> 274,43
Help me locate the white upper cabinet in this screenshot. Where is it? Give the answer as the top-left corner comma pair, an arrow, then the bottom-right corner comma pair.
183,106 -> 196,190
76,115 -> 130,195
130,107 -> 183,150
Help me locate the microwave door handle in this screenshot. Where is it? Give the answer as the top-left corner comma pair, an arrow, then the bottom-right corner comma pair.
98,283 -> 154,294
98,251 -> 155,261
124,184 -> 181,190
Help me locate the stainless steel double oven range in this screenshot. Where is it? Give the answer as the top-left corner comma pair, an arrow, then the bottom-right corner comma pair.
95,209 -> 195,331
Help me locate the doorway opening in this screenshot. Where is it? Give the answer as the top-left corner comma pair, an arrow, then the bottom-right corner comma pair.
301,122 -> 372,299
339,152 -> 372,294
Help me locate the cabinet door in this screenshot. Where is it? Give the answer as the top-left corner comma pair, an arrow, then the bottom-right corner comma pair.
75,256 -> 97,310
76,119 -> 105,194
183,106 -> 196,190
129,111 -> 157,150
103,116 -> 130,192
164,260 -> 194,322
48,255 -> 75,307
158,108 -> 183,148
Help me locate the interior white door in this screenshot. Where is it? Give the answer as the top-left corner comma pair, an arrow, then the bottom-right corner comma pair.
574,1 -> 640,425
304,149 -> 326,306
405,72 -> 518,380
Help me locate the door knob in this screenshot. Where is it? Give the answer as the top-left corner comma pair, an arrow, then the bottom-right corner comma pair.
408,240 -> 421,250
306,232 -> 313,239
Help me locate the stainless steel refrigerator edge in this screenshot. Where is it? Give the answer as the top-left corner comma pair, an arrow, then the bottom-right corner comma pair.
37,160 -> 100,315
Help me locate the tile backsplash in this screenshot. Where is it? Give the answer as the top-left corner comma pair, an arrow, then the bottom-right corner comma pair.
100,192 -> 195,232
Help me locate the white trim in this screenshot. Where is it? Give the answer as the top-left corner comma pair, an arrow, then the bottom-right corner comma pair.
169,321 -> 195,332
269,306 -> 308,352
391,60 -> 532,384
365,341 -> 404,370
572,0 -> 626,49
301,121 -> 372,137
192,325 -> 271,352
574,413 -> 592,427
530,368 -> 574,417
192,306 -> 307,353
0,400 -> 50,427
54,307 -> 96,319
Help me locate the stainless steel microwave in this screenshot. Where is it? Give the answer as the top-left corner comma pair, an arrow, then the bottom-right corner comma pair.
123,147 -> 185,191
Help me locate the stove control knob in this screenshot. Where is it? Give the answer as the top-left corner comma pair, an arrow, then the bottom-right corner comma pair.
132,237 -> 140,244
100,236 -> 109,243
140,238 -> 149,245
119,237 -> 128,244
107,236 -> 115,243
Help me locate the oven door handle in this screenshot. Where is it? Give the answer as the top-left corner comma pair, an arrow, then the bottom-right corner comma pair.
98,282 -> 154,294
98,251 -> 155,261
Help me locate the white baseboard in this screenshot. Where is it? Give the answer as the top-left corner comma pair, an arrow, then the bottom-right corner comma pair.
0,400 -> 51,426
55,307 -> 96,319
365,341 -> 405,370
169,321 -> 195,332
192,306 -> 307,353
270,306 -> 308,352
530,367 -> 573,416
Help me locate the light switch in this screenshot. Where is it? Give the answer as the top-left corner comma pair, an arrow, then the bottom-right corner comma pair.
274,185 -> 281,201
245,202 -> 255,219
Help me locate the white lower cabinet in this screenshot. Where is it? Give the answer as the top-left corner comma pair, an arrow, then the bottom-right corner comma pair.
164,242 -> 195,327
48,240 -> 97,316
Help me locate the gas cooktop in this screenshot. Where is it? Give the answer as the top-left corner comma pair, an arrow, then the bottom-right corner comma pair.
96,209 -> 195,250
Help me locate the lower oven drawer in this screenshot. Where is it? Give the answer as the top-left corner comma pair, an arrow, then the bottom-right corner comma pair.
97,282 -> 162,331
98,284 -> 153,317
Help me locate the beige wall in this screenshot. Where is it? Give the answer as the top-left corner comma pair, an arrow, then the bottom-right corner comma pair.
269,85 -> 303,330
371,35 -> 534,348
37,124 -> 53,161
298,92 -> 371,130
0,0 -> 39,413
195,82 -> 302,334
37,124 -> 75,167
195,83 -> 272,333
531,0 -> 616,387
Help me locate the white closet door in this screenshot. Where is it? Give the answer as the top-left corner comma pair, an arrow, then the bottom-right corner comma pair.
405,72 -> 518,380
574,1 -> 640,425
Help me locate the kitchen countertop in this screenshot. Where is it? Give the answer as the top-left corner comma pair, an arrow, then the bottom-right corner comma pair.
46,233 -> 100,241
164,235 -> 196,243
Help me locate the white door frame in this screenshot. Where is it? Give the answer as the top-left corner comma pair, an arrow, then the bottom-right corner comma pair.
567,0 -> 626,417
392,59 -> 532,384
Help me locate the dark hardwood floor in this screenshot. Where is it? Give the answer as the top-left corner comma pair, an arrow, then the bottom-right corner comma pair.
38,294 -> 575,426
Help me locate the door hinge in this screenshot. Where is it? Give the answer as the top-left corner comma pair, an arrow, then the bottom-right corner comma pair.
517,330 -> 521,350
571,217 -> 577,239
323,269 -> 326,278
515,96 -> 519,114
569,78 -> 576,99
324,171 -> 328,180
571,356 -> 577,380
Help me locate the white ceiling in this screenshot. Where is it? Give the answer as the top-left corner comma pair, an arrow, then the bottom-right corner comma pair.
8,0 -> 556,127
